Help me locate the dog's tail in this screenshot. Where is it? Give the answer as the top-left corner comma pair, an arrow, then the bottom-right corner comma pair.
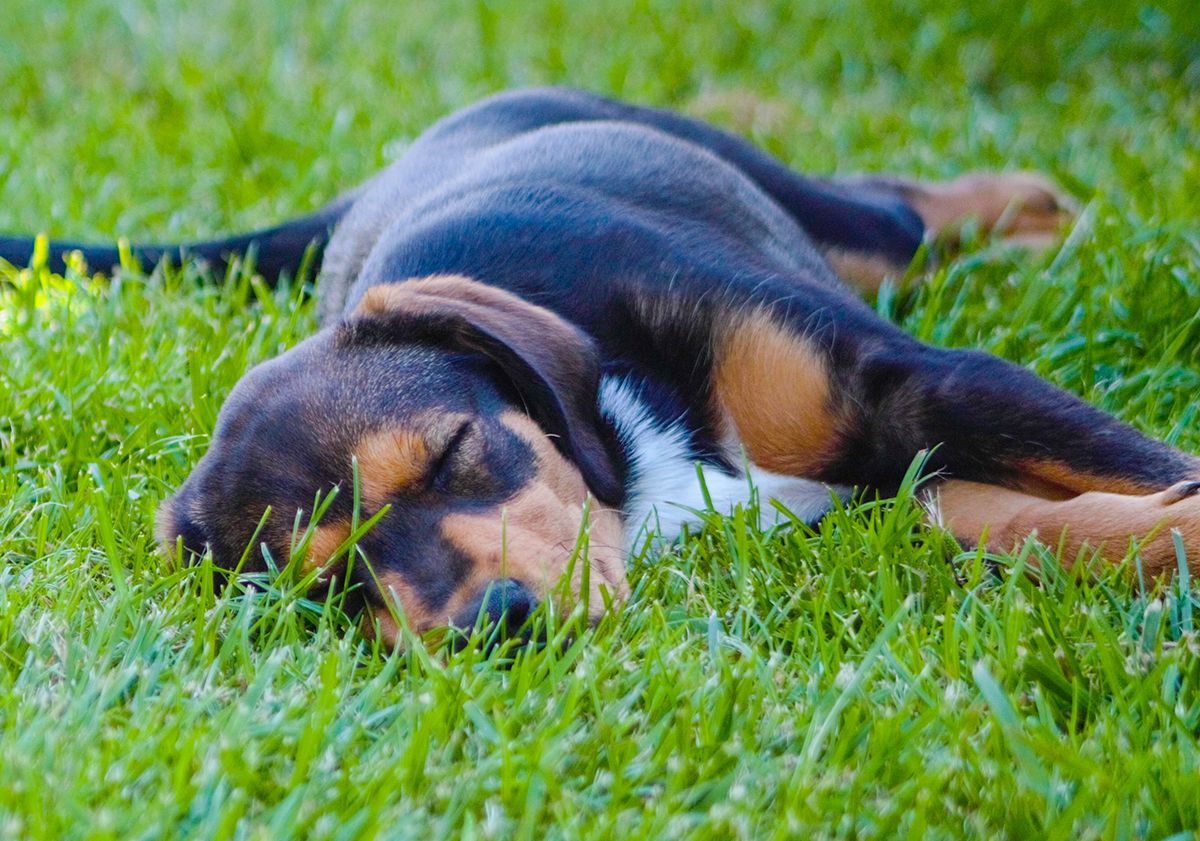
0,193 -> 355,285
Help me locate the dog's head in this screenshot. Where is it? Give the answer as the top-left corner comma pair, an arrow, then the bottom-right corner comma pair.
155,275 -> 628,644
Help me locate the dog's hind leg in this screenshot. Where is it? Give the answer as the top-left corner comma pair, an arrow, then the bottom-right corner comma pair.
821,172 -> 1077,292
841,172 -> 1078,252
594,98 -> 930,289
585,94 -> 1074,292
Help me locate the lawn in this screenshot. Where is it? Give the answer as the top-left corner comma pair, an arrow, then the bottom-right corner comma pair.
2,1 -> 1200,838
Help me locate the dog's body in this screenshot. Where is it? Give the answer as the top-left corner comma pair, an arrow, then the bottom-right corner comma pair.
7,88 -> 1199,643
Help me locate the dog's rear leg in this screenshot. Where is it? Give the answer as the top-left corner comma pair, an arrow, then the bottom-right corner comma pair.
846,172 -> 1078,250
565,94 -> 1075,293
823,172 -> 1077,292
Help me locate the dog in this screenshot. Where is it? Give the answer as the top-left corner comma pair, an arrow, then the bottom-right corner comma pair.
5,88 -> 1198,645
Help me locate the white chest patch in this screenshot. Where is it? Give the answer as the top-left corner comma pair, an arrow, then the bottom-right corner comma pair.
599,377 -> 846,554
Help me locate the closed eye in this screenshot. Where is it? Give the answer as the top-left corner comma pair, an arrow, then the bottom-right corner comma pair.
429,419 -> 473,489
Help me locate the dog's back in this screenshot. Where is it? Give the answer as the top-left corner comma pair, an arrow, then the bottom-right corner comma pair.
318,88 -> 842,325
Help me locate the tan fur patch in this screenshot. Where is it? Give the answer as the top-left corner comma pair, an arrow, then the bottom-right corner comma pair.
303,521 -> 350,574
366,607 -> 402,648
357,411 -> 627,648
823,248 -> 908,294
439,412 -> 627,626
905,171 -> 1076,245
353,278 -> 462,317
353,427 -> 430,507
932,479 -> 1200,578
1017,459 -> 1167,497
931,480 -> 1048,545
713,311 -> 840,476
355,283 -> 402,317
365,570 -> 430,644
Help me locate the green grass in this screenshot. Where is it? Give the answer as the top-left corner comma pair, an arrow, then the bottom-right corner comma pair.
2,1 -> 1200,837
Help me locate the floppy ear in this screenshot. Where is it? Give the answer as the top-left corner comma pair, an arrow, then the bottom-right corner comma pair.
349,275 -> 626,506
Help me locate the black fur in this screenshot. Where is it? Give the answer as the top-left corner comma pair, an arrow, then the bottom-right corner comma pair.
0,197 -> 353,284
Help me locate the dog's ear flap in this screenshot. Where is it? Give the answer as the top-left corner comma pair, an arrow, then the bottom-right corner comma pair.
350,276 -> 625,506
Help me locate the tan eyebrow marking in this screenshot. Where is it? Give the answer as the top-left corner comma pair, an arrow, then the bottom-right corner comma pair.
353,427 -> 431,507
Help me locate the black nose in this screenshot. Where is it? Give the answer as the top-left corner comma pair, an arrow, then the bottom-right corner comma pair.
453,578 -> 539,637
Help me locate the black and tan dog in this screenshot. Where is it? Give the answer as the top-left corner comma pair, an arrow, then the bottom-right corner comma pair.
5,88 -> 1199,644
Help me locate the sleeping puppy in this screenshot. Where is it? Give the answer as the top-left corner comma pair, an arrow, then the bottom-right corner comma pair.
5,88 -> 1198,645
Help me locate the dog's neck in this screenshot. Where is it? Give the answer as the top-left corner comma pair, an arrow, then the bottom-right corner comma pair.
598,375 -> 841,554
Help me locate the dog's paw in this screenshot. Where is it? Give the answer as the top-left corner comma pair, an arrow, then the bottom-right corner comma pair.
1121,482 -> 1200,577
1010,482 -> 1200,578
913,171 -> 1078,249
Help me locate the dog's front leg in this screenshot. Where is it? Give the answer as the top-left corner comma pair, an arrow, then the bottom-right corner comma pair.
702,290 -> 1200,575
930,480 -> 1200,577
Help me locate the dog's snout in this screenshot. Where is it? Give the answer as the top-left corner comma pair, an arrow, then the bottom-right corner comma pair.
453,578 -> 539,636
